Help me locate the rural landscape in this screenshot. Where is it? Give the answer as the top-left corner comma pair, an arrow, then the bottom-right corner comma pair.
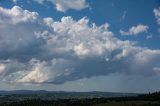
0,91 -> 160,106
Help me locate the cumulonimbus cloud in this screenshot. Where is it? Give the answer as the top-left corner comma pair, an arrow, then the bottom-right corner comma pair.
0,6 -> 160,84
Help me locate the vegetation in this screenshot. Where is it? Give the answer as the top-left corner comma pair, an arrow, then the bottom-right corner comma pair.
0,91 -> 160,106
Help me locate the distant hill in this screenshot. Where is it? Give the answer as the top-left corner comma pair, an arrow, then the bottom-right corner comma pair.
0,90 -> 139,99
0,90 -> 49,95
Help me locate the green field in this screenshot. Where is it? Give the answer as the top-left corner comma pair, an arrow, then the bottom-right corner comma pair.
94,101 -> 160,106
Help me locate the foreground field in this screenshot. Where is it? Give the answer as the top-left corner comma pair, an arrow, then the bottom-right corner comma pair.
94,101 -> 160,106
0,100 -> 160,106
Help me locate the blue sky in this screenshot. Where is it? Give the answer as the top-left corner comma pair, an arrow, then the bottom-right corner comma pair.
1,0 -> 160,48
0,0 -> 160,93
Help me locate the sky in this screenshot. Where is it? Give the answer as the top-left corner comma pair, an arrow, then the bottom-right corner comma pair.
0,0 -> 160,93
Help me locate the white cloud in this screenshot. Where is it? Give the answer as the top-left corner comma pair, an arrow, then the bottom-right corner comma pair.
74,43 -> 90,57
120,24 -> 149,36
0,6 -> 38,24
18,59 -> 49,83
33,0 -> 89,12
154,7 -> 160,25
54,0 -> 89,12
0,6 -> 160,85
0,64 -> 5,74
43,16 -> 114,58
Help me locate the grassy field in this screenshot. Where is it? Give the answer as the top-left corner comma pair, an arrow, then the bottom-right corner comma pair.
94,101 -> 160,106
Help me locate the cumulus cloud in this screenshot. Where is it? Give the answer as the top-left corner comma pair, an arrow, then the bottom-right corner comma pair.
33,0 -> 89,12
18,59 -> 49,83
0,6 -> 160,84
120,24 -> 149,36
0,6 -> 38,24
154,7 -> 160,25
